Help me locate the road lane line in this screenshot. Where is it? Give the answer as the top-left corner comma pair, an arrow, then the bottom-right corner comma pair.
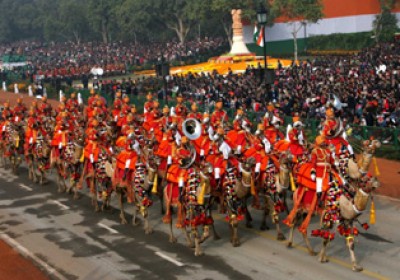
155,252 -> 184,267
0,233 -> 67,280
213,215 -> 389,280
97,223 -> 119,234
50,200 -> 70,210
19,183 -> 33,191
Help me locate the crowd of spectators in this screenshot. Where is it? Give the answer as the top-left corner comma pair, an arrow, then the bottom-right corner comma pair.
126,42 -> 400,129
1,39 -> 400,129
0,38 -> 229,82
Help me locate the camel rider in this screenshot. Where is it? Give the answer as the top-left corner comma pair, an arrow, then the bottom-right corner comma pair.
174,93 -> 188,118
88,88 -> 97,107
264,105 -> 284,145
114,136 -> 139,203
39,96 -> 52,118
187,103 -> 202,121
13,98 -> 27,120
287,116 -> 306,163
322,107 -> 355,159
2,101 -> 13,119
310,135 -> 337,207
209,126 -> 231,187
66,92 -> 79,113
144,92 -> 154,114
227,108 -> 248,156
193,112 -> 212,161
51,120 -> 69,160
211,99 -> 228,130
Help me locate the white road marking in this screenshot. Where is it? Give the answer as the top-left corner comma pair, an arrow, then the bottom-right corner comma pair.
155,252 -> 184,267
0,233 -> 67,280
50,200 -> 70,210
97,223 -> 119,234
19,183 -> 33,191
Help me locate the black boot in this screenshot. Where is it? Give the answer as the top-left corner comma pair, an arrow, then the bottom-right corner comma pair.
317,192 -> 323,208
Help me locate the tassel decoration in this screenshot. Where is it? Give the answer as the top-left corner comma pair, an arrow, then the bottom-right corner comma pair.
151,173 -> 158,194
370,197 -> 376,225
372,157 -> 380,177
80,152 -> 85,163
197,182 -> 206,205
290,172 -> 296,192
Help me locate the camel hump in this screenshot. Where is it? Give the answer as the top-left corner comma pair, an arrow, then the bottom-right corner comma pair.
296,163 -> 330,192
275,140 -> 290,152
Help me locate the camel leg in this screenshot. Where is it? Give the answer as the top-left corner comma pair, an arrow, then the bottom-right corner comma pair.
72,182 -> 81,200
143,208 -> 153,235
347,235 -> 363,272
28,162 -> 33,180
182,228 -> 194,248
57,172 -> 66,193
168,215 -> 177,243
287,212 -> 299,248
194,229 -> 203,256
303,232 -> 317,256
260,196 -> 270,231
118,190 -> 128,224
244,199 -> 253,228
318,238 -> 330,263
132,205 -> 140,225
207,197 -> 221,240
230,215 -> 240,247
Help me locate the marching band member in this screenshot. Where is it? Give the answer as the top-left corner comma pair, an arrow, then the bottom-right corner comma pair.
322,107 -> 355,158
211,99 -> 228,129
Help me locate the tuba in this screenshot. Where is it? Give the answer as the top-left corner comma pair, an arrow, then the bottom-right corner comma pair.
182,118 -> 202,140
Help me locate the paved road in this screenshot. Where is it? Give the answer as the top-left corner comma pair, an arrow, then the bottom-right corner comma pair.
0,166 -> 398,280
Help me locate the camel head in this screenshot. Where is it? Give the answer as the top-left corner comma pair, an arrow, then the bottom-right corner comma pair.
243,157 -> 256,172
201,161 -> 213,175
360,175 -> 381,193
362,139 -> 381,154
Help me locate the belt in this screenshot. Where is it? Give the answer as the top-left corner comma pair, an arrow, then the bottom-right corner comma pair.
316,163 -> 330,166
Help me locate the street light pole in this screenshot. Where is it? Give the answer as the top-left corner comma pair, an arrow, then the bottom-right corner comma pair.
262,25 -> 267,84
257,5 -> 269,96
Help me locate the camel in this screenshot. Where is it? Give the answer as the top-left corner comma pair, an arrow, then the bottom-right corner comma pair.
64,132 -> 85,199
180,162 -> 218,256
258,152 -> 292,240
29,136 -> 51,185
285,174 -> 380,271
221,158 -> 256,247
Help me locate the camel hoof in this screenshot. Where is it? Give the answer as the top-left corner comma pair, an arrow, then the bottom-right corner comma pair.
232,239 -> 241,247
309,250 -> 317,257
187,242 -> 195,248
169,237 -> 177,243
260,224 -> 270,231
133,220 -> 141,226
287,242 -> 293,248
145,228 -> 153,235
318,255 -> 328,261
277,233 -> 286,241
194,251 -> 203,256
352,265 -> 363,272
121,219 -> 128,225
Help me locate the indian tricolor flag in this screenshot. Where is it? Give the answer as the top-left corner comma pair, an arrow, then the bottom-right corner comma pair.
253,24 -> 264,47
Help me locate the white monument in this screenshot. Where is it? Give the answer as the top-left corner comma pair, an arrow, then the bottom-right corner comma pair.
230,9 -> 251,55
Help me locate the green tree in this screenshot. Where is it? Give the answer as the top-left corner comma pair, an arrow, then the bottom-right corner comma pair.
58,0 -> 90,44
373,0 -> 398,43
88,0 -> 121,43
272,0 -> 323,61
